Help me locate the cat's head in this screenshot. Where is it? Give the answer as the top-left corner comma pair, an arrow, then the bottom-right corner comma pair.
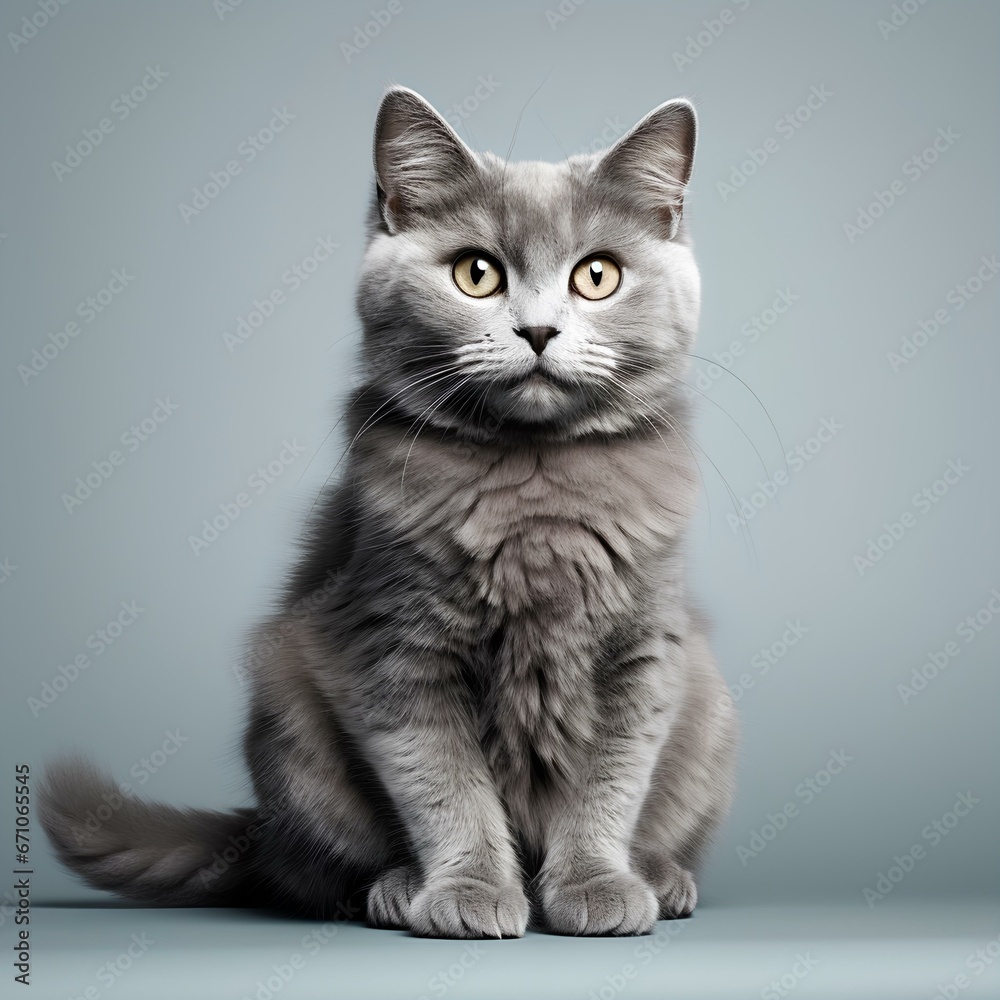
356,86 -> 700,438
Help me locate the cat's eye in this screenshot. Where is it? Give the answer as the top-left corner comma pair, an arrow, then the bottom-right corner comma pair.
452,252 -> 505,298
570,255 -> 621,301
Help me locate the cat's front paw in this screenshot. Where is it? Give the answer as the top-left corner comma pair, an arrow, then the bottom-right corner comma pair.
543,870 -> 657,936
367,865 -> 419,929
409,875 -> 529,939
652,860 -> 697,919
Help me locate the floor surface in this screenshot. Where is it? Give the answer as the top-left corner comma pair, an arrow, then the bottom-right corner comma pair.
29,899 -> 998,1000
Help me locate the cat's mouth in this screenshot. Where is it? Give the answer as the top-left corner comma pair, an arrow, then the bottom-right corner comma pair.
516,364 -> 577,391
480,362 -> 592,427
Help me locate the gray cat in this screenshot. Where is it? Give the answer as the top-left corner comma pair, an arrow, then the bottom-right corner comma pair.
41,87 -> 738,938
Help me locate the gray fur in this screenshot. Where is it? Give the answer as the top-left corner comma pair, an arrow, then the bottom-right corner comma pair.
41,87 -> 738,937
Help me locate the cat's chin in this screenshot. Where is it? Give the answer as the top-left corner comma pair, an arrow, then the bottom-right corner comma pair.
480,375 -> 639,437
500,373 -> 579,424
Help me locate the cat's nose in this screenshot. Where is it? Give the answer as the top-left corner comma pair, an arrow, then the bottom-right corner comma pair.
514,326 -> 560,356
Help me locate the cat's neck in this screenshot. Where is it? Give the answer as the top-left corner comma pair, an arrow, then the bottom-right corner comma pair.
346,383 -> 690,451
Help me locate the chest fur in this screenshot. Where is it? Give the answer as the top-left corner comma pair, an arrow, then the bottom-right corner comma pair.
359,428 -> 695,812
364,430 -> 695,616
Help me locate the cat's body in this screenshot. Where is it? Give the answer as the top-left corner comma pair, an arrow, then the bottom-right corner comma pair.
42,88 -> 738,937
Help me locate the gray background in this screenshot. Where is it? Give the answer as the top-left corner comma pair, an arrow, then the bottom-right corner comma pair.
2,1 -> 998,997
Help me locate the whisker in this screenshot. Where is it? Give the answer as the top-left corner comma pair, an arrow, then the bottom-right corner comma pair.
600,371 -> 758,566
399,373 -> 478,493
682,381 -> 774,491
303,364 -> 466,524
619,356 -> 774,485
682,352 -> 786,471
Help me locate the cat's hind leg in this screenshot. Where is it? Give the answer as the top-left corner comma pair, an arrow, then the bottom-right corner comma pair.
631,629 -> 738,919
242,616 -> 410,922
366,865 -> 420,929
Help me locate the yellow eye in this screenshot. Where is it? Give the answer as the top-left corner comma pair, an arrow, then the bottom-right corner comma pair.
570,255 -> 621,300
452,252 -> 505,297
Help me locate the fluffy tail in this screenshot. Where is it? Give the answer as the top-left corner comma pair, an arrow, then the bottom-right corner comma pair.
40,758 -> 261,906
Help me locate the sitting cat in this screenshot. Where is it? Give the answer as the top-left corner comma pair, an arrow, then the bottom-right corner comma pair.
41,86 -> 737,938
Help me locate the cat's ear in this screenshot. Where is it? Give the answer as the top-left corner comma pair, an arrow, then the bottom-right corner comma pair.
373,86 -> 478,234
592,98 -> 697,239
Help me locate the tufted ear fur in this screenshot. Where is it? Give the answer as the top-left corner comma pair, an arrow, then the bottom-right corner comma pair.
592,98 -> 697,239
372,86 -> 479,234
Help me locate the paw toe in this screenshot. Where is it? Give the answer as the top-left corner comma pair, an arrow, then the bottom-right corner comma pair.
655,861 -> 698,919
410,877 -> 528,939
367,866 -> 417,929
544,871 -> 657,936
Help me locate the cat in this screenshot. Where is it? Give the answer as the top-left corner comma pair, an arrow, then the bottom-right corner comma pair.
41,86 -> 738,938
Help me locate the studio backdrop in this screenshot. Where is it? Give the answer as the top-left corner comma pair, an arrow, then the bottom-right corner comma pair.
2,1 -> 997,998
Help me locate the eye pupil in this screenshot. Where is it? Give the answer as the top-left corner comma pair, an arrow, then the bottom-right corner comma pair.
571,255 -> 620,300
453,252 -> 504,297
471,259 -> 488,285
